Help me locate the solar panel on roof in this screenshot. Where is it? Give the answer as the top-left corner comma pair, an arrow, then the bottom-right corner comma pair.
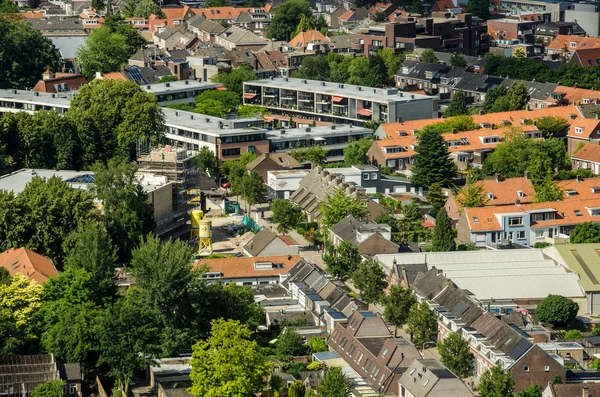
65,174 -> 95,183
455,300 -> 470,315
507,339 -> 533,360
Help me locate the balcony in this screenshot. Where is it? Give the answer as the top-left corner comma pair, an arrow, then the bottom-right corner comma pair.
544,234 -> 570,245
519,29 -> 533,35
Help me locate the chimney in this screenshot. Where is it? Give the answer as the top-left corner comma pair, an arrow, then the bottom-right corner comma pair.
495,173 -> 502,183
583,385 -> 589,397
524,171 -> 531,180
316,165 -> 323,173
577,175 -> 583,182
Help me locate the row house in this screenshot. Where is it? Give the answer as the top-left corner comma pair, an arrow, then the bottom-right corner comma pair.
546,35 -> 600,61
458,197 -> 600,247
535,21 -> 586,47
487,17 -> 540,47
186,14 -> 226,41
367,125 -> 541,172
231,9 -> 271,36
396,60 -> 465,99
572,144 -> 600,175
411,270 -> 566,392
328,311 -> 422,395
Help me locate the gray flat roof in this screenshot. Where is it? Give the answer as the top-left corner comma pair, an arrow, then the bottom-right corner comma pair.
245,77 -> 431,103
0,169 -> 94,194
0,89 -> 72,108
163,107 -> 266,136
141,80 -> 223,95
266,124 -> 372,141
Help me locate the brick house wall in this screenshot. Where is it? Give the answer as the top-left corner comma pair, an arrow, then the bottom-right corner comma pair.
509,345 -> 566,391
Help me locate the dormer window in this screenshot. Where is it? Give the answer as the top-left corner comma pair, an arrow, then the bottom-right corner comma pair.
570,42 -> 577,48
487,193 -> 495,200
566,190 -> 577,196
473,217 -> 479,223
592,187 -> 600,194
517,190 -> 524,198
575,127 -> 584,134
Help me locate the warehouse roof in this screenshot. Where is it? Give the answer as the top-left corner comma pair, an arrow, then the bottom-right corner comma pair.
544,244 -> 600,292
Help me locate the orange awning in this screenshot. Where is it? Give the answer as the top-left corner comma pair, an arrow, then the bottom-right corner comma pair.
357,109 -> 372,116
243,93 -> 257,99
332,96 -> 343,103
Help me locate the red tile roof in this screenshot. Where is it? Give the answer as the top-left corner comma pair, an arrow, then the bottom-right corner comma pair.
289,29 -> 328,48
0,247 -> 58,283
194,255 -> 302,279
547,35 -> 600,51
572,144 -> 600,163
338,9 -> 356,21
279,235 -> 299,246
33,74 -> 88,93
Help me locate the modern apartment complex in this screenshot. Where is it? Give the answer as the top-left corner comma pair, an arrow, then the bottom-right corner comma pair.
140,80 -> 223,106
0,89 -> 71,115
243,77 -> 438,126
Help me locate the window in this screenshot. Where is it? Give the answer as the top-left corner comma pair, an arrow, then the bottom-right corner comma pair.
476,233 -> 486,242
575,127 -> 584,134
363,173 -> 370,180
517,231 -> 526,240
534,229 -> 544,238
371,173 -> 378,180
517,190 -> 524,198
524,366 -> 529,373
566,352 -> 572,357
357,353 -> 364,364
365,360 -> 372,371
69,384 -> 77,395
248,145 -> 256,153
222,148 -> 241,156
473,217 -> 479,223
544,366 -> 550,372
570,42 -> 577,48
487,193 -> 495,200
508,217 -> 523,226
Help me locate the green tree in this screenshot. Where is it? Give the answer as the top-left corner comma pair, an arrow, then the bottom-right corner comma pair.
564,329 -> 583,340
291,146 -> 327,165
351,260 -> 388,304
379,48 -> 404,81
189,319 -> 270,397
571,222 -> 600,243
293,55 -> 331,81
271,199 -> 305,234
133,0 -> 161,17
455,178 -> 489,210
321,367 -> 351,397
536,117 -> 569,138
211,65 -> 257,96
67,79 -> 164,165
323,240 -> 362,281
515,385 -> 543,397
62,221 -> 118,303
288,381 -> 306,397
0,0 -> 18,14
396,202 -> 425,243
478,365 -> 514,397
347,55 -> 387,87
159,75 -> 178,83
197,146 -> 218,180
77,28 -> 131,79
0,274 -> 43,355
467,0 -> 490,20
195,98 -> 228,118
420,48 -> 438,64
102,15 -> 147,55
308,338 -> 328,353
431,209 -> 455,252
320,186 -> 367,227
513,47 -> 526,58
445,89 -> 469,117
449,53 -> 468,68
437,332 -> 474,379
269,0 -> 313,41
343,139 -> 373,166
406,301 -> 438,349
411,128 -> 457,188
0,19 -> 61,89
293,14 -> 317,37
482,84 -> 508,113
205,0 -> 230,5
31,380 -> 66,397
536,294 -> 579,326
195,89 -> 241,114
506,82 -> 529,111
382,286 -> 417,337
426,182 -> 447,215
239,170 -> 266,211
276,328 -> 306,359
92,158 -> 155,262
482,128 -> 529,177
98,287 -> 162,392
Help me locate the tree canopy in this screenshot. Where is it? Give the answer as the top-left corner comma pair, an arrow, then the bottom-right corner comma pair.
320,367 -> 351,397
77,28 -> 131,80
382,286 -> 417,336
197,147 -> 218,180
291,146 -> 327,165
0,19 -> 61,89
570,222 -> 600,243
467,0 -> 490,20
411,128 -> 457,187
211,65 -> 257,96
406,301 -> 438,349
269,0 -> 313,41
320,187 -> 368,227
323,240 -> 362,281
351,260 -> 388,304
437,332 -> 474,379
478,365 -> 515,397
431,209 -> 456,252
271,199 -> 305,234
536,294 -> 579,326
444,89 -> 469,117
343,139 -> 373,166
31,380 -> 65,397
189,319 -> 270,397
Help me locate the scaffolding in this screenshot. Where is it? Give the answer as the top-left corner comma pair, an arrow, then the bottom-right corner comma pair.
137,139 -> 201,240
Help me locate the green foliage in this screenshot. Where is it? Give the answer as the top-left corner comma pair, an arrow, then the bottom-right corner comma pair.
291,146 -> 327,165
68,79 -> 164,165
514,384 -> 542,397
0,0 -> 18,13
211,65 -> 257,96
0,19 -> 61,89
133,0 -> 161,17
536,117 -> 569,138
478,365 -> 514,397
421,116 -> 479,135
0,274 -> 43,355
426,182 -> 447,214
507,82 -> 529,111
197,146 -> 218,180
482,84 -> 508,113
564,329 -> 583,340
396,202 -> 427,243
205,0 -> 230,6
536,294 -> 579,325
552,374 -> 563,384
348,55 -> 387,87
323,240 -> 362,281
276,328 -> 306,359
77,28 -> 130,79
449,53 -> 468,68
533,242 -> 551,248
343,139 -> 373,166
222,152 -> 257,197
351,260 -> 388,304
406,301 -> 438,349
431,209 -> 455,252
382,286 -> 417,335
269,0 -> 313,41
159,75 -> 178,83
420,48 -> 438,64
320,367 -> 351,397
570,222 -> 600,243
555,169 -> 594,180
411,128 -> 457,188
92,158 -> 155,262
288,381 -> 306,397
239,170 -> 267,209
308,338 -> 328,354
320,186 -> 368,228
444,89 -> 469,117
237,104 -> 269,118
379,48 -> 405,81
31,380 -> 66,397
194,99 -> 228,118
195,89 -> 240,115
189,319 -> 270,397
467,0 -> 490,19
437,332 -> 474,379
271,199 -> 305,234
306,361 -> 325,371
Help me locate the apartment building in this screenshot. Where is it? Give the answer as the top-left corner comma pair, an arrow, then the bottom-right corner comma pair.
496,0 -> 570,23
458,197 -> 600,247
411,270 -> 566,391
243,77 -> 438,126
0,89 -> 71,115
140,80 -> 223,106
162,108 -> 268,161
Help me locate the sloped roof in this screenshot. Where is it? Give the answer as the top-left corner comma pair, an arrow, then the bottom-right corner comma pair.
547,35 -> 600,51
0,247 -> 58,283
219,25 -> 267,45
357,233 -> 399,255
195,254 -> 303,278
186,14 -> 225,34
289,29 -> 328,48
572,144 -> 600,163
32,73 -> 88,93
